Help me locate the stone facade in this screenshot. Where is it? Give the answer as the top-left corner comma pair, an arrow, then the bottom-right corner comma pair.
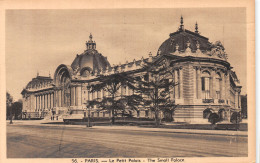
21,17 -> 242,123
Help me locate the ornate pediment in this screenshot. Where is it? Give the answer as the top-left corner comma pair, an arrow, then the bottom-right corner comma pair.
209,41 -> 228,60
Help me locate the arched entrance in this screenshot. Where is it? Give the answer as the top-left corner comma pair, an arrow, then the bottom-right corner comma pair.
203,108 -> 213,119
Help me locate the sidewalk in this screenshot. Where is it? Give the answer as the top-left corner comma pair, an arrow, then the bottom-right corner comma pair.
7,120 -> 248,137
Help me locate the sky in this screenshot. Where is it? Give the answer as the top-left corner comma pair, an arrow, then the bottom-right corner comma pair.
5,8 -> 247,101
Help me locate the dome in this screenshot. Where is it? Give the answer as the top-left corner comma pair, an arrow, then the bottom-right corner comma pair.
158,17 -> 212,55
71,34 -> 110,73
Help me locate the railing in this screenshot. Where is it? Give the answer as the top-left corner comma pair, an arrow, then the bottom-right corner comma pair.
218,99 -> 225,103
202,99 -> 214,103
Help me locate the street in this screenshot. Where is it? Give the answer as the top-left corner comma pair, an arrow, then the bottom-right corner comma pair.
7,123 -> 248,158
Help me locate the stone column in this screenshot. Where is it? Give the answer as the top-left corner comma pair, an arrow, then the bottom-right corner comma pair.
39,95 -> 41,110
38,95 -> 40,110
34,95 -> 36,111
223,74 -> 226,101
75,87 -> 77,106
41,95 -> 44,110
47,93 -> 50,109
42,95 -> 44,110
61,90 -> 64,107
45,94 -> 47,109
197,68 -> 202,99
76,86 -> 82,106
55,91 -> 58,107
193,67 -> 197,99
100,89 -> 103,99
52,93 -> 54,108
226,73 -> 230,102
179,68 -> 183,99
54,91 -> 56,107
38,96 -> 40,111
59,90 -> 62,107
46,93 -> 50,109
211,70 -> 216,99
46,94 -> 48,109
238,92 -> 241,108
174,69 -> 178,99
50,93 -> 52,108
35,96 -> 37,111
49,93 -> 52,109
71,87 -> 75,106
45,94 -> 47,110
235,91 -> 238,108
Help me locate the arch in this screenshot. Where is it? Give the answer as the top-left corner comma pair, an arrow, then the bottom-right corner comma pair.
201,70 -> 211,77
54,64 -> 73,86
216,71 -> 221,78
203,108 -> 213,119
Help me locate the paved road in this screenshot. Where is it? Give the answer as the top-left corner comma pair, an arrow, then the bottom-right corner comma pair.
7,124 -> 248,158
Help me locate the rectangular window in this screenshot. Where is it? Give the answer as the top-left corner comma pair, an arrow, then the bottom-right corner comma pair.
205,78 -> 210,91
202,77 -> 210,99
201,78 -> 205,91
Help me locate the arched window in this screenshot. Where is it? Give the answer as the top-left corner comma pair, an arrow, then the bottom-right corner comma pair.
216,72 -> 221,99
201,71 -> 211,99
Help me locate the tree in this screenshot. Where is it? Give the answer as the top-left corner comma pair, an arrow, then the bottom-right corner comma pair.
6,92 -> 13,122
12,101 -> 23,120
87,70 -> 137,124
133,59 -> 178,126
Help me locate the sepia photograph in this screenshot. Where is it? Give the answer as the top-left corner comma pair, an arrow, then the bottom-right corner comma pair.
1,1 -> 255,163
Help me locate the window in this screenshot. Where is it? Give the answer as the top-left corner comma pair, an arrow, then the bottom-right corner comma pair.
97,91 -> 101,99
216,72 -> 221,99
201,71 -> 210,99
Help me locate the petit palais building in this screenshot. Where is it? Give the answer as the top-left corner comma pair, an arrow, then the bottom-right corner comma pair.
21,17 -> 242,124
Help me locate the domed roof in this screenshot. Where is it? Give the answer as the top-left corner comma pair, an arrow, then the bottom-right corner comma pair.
71,34 -> 110,72
158,17 -> 212,55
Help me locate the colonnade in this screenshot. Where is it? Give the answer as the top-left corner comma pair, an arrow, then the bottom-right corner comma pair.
35,92 -> 54,111
54,86 -> 82,107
